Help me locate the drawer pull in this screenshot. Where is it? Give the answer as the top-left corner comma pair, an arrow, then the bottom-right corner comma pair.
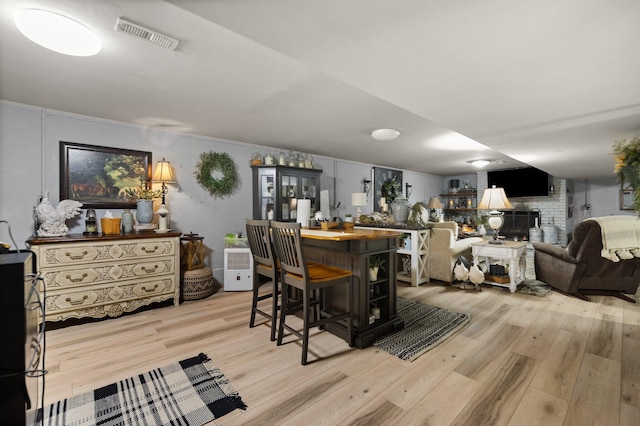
65,273 -> 89,283
141,245 -> 159,254
141,265 -> 158,273
66,295 -> 89,306
65,251 -> 88,260
141,284 -> 159,293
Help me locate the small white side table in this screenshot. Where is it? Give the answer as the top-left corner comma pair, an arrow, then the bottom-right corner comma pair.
471,240 -> 527,293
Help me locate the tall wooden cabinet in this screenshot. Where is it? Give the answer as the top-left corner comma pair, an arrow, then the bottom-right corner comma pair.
251,165 -> 322,221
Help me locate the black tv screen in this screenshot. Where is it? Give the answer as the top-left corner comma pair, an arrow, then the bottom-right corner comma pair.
487,167 -> 550,198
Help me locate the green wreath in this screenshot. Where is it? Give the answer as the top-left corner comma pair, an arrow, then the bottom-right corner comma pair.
194,151 -> 239,197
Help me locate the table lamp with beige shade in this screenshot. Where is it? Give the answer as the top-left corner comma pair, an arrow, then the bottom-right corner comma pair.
152,158 -> 176,231
477,185 -> 514,244
426,196 -> 443,221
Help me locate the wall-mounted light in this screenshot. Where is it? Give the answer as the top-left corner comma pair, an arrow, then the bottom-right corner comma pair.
362,179 -> 371,194
405,183 -> 413,198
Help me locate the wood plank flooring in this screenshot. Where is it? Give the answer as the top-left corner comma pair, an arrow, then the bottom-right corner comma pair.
35,281 -> 640,425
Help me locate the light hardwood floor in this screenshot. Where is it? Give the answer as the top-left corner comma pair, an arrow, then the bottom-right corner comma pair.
37,281 -> 640,425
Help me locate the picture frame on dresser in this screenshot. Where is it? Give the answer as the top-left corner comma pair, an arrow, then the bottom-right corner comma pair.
60,141 -> 152,209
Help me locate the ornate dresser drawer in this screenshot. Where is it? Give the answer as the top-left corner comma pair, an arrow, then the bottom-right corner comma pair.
27,232 -> 181,323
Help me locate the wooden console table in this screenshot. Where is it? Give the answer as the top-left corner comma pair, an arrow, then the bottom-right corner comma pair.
356,226 -> 430,287
26,232 -> 181,323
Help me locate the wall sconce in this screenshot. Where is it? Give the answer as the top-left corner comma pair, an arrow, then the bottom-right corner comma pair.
362,179 -> 371,194
152,158 -> 176,231
405,183 -> 413,198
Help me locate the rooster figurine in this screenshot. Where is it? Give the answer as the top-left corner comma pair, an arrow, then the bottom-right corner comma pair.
35,192 -> 83,237
468,262 -> 485,291
453,256 -> 470,286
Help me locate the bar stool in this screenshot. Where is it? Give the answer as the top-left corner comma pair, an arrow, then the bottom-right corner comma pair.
245,219 -> 280,341
270,221 -> 353,365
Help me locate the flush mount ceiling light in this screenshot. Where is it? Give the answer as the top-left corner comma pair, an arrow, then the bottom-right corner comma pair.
470,159 -> 491,168
14,9 -> 102,56
371,128 -> 400,141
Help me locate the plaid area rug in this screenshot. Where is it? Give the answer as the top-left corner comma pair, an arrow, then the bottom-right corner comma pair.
36,353 -> 246,426
374,297 -> 470,362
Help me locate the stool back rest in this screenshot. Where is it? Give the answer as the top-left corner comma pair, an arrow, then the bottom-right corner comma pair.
245,219 -> 276,268
270,221 -> 308,280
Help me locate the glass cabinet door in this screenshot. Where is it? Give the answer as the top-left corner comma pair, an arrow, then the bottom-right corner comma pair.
252,165 -> 322,222
260,172 -> 275,220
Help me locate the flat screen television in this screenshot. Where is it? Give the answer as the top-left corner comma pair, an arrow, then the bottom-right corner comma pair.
487,167 -> 550,198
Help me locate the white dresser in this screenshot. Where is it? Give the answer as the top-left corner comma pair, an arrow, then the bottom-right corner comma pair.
27,232 -> 181,322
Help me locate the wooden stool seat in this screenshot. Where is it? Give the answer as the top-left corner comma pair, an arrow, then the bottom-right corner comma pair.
271,221 -> 353,365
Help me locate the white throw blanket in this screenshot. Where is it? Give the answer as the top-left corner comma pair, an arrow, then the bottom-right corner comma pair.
587,216 -> 640,262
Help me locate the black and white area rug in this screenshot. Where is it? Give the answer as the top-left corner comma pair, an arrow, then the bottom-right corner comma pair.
374,297 -> 470,362
36,353 -> 246,426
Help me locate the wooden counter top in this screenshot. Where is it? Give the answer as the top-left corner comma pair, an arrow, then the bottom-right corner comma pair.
26,231 -> 182,245
301,228 -> 401,241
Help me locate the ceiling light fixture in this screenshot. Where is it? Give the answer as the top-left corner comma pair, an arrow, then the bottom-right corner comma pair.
371,128 -> 400,141
470,159 -> 491,168
14,9 -> 102,56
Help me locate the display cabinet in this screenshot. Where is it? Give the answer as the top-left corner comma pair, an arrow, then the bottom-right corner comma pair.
440,189 -> 477,222
251,165 -> 322,221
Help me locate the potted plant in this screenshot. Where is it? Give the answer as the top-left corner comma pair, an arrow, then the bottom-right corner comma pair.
123,182 -> 162,225
369,255 -> 386,281
344,213 -> 353,223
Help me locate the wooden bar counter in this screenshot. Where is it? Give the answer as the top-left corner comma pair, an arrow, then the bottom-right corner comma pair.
300,228 -> 404,348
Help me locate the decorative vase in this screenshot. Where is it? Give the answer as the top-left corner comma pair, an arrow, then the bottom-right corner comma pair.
391,197 -> 410,224
135,199 -> 154,225
369,266 -> 379,281
121,209 -> 134,233
478,224 -> 487,236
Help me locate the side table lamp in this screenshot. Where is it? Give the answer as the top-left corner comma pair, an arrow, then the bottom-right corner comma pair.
477,185 -> 513,244
152,158 -> 176,231
426,196 -> 443,221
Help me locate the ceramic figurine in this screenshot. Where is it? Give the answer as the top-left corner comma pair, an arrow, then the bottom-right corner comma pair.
35,192 -> 83,236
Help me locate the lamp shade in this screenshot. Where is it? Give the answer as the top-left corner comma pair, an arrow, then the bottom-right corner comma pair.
477,186 -> 514,210
152,159 -> 176,183
351,192 -> 368,207
426,196 -> 443,209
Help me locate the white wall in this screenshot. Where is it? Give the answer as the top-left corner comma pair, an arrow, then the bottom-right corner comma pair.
0,101 -> 443,282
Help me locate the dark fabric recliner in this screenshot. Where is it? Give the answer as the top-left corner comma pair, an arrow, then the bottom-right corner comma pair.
533,217 -> 640,303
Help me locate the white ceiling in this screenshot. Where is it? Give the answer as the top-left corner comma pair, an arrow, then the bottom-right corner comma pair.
1,0 -> 639,178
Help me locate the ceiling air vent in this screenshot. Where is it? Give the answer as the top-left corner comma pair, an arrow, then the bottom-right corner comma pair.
115,18 -> 179,50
